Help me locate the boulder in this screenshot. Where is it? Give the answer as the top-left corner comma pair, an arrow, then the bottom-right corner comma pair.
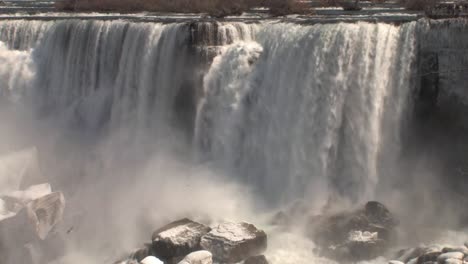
310,201 -> 398,262
200,222 -> 267,263
0,183 -> 52,220
244,255 -> 269,264
0,191 -> 65,245
416,251 -> 442,264
437,252 -> 464,263
130,243 -> 154,262
140,256 -> 164,264
442,247 -> 468,255
178,250 -> 212,264
152,218 -> 211,260
444,259 -> 463,264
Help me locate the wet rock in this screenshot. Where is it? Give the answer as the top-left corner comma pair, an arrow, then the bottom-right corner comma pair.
442,247 -> 468,255
200,222 -> 267,263
444,258 -> 462,264
417,251 -> 441,264
311,201 -> 397,261
244,255 -> 269,264
152,218 -> 211,260
178,250 -> 212,264
130,244 -> 154,262
437,252 -> 464,263
140,256 -> 163,264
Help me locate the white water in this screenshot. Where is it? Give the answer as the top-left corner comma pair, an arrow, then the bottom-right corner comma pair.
197,22 -> 417,207
0,18 -> 465,264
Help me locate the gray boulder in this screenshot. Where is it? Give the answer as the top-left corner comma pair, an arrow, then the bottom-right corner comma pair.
437,252 -> 464,263
200,222 -> 267,263
310,201 -> 398,261
152,218 -> 211,260
416,250 -> 441,264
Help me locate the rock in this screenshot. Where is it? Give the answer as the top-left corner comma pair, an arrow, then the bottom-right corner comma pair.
437,252 -> 464,263
444,259 -> 463,264
388,261 -> 404,264
417,251 -> 442,264
244,255 -> 269,264
140,256 -> 164,264
311,201 -> 397,261
0,191 -> 65,246
130,244 -> 154,262
152,218 -> 211,260
1,183 -> 52,208
442,247 -> 468,255
200,222 -> 267,263
178,250 -> 212,264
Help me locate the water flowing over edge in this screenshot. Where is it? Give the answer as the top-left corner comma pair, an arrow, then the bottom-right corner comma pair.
1,18 -> 468,264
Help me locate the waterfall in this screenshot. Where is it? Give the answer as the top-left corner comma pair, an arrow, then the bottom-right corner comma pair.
6,17 -> 468,263
197,22 -> 417,206
0,19 -> 420,206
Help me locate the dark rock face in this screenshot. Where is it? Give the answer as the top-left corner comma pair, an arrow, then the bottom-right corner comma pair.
310,201 -> 398,261
244,255 -> 269,264
200,222 -> 267,263
130,243 -> 154,262
152,218 -> 211,260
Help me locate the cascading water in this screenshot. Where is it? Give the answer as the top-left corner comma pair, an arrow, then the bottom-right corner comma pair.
0,17 -> 467,264
197,22 -> 417,206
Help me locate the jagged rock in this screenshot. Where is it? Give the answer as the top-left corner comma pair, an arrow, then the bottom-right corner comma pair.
152,218 -> 211,260
200,222 -> 267,263
244,255 -> 269,264
0,191 -> 65,245
140,256 -> 163,264
178,250 -> 212,264
310,201 -> 398,261
437,252 -> 464,263
0,183 -> 52,220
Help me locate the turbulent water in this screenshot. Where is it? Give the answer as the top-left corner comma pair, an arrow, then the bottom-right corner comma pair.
0,18 -> 467,263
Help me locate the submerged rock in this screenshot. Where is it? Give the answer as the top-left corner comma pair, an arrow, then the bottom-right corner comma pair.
178,250 -> 212,264
311,201 -> 398,261
152,218 -> 211,260
200,222 -> 267,263
244,255 -> 269,264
